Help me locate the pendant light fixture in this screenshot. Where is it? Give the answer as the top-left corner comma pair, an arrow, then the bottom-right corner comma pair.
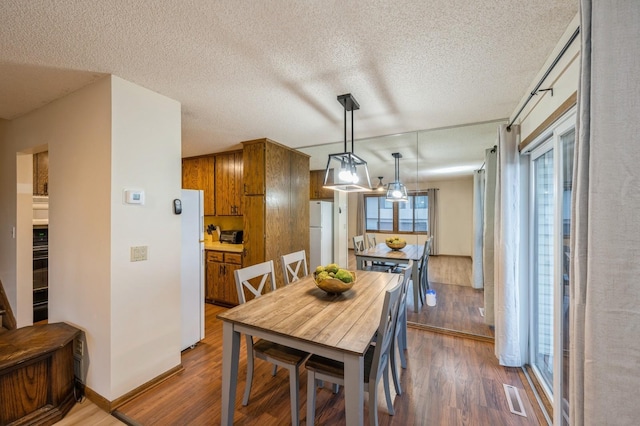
323,93 -> 372,192
386,152 -> 408,202
376,176 -> 385,191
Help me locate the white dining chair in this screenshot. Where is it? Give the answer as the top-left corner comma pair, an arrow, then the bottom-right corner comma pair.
305,281 -> 402,425
391,260 -> 413,395
280,250 -> 309,285
353,235 -> 391,272
234,260 -> 309,425
418,238 -> 431,304
366,233 -> 377,248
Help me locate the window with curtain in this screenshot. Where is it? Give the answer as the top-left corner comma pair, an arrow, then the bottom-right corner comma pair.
364,193 -> 428,233
528,109 -> 575,425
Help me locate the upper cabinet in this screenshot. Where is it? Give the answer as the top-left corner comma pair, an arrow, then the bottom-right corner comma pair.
182,155 -> 215,215
242,141 -> 265,195
309,169 -> 334,200
242,138 -> 310,287
215,150 -> 243,216
33,152 -> 49,196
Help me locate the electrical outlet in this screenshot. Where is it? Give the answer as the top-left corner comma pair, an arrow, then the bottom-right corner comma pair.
130,246 -> 148,262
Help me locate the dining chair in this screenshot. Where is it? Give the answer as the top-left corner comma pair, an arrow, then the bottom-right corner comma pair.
366,233 -> 377,248
280,250 -> 309,285
353,235 -> 391,272
234,260 -> 309,425
390,260 -> 413,395
305,281 -> 402,425
419,238 -> 432,300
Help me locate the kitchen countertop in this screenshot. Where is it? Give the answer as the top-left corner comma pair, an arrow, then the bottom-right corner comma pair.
205,241 -> 243,253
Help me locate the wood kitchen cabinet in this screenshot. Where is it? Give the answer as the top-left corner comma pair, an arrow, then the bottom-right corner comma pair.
33,151 -> 49,195
214,150 -> 243,215
205,250 -> 241,306
309,169 -> 335,200
182,155 -> 215,215
242,138 -> 310,288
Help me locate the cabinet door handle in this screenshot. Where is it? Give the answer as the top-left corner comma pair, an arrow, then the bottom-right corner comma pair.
244,183 -> 247,194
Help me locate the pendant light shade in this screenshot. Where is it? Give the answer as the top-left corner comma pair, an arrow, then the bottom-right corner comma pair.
376,176 -> 385,191
323,93 -> 372,192
386,152 -> 408,202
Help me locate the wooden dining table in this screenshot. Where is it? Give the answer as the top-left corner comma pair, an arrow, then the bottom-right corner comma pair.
217,270 -> 401,426
355,243 -> 424,312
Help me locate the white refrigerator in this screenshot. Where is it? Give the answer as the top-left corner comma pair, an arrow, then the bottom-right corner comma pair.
310,201 -> 334,268
181,189 -> 205,350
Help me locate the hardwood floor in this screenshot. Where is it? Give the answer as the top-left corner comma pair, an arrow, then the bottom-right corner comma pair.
55,253 -> 539,425
107,303 -> 542,425
351,251 -> 494,338
55,398 -> 125,425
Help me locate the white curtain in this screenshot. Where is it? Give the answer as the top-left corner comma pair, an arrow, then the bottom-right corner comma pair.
494,124 -> 524,367
426,188 -> 438,255
356,193 -> 365,237
483,148 -> 497,326
472,170 -> 485,289
571,1 -> 640,423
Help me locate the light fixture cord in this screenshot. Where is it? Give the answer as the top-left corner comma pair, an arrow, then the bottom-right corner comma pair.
351,107 -> 354,154
343,106 -> 347,152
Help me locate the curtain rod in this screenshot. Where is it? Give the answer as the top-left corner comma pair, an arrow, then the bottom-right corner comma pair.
507,26 -> 580,131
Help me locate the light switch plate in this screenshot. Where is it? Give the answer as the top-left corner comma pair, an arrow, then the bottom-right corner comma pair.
130,246 -> 148,261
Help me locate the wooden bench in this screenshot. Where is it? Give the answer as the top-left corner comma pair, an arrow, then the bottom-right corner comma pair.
0,322 -> 80,425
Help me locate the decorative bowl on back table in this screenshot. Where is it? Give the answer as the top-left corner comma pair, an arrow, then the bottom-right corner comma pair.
385,241 -> 407,250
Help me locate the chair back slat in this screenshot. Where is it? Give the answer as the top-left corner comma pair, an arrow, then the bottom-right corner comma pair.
353,235 -> 366,254
369,281 -> 402,382
366,234 -> 377,249
281,250 -> 309,284
235,260 -> 277,304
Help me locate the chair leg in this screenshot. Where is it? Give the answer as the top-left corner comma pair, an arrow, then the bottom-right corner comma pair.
399,317 -> 408,369
306,372 -> 317,425
288,366 -> 300,426
390,339 -> 402,396
400,316 -> 408,351
382,364 -> 395,416
272,364 -> 278,376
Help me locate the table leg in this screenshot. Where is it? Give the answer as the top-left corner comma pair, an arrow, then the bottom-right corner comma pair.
343,353 -> 364,425
221,321 -> 240,426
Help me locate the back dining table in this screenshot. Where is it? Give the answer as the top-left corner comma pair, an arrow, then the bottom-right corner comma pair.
217,270 -> 400,425
355,243 -> 424,312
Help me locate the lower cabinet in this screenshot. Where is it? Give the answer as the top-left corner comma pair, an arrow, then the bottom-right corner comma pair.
206,250 -> 241,306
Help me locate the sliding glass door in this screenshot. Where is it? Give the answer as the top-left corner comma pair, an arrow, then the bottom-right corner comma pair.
528,110 -> 575,425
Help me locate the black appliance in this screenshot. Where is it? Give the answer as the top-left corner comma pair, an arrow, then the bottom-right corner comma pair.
219,230 -> 243,244
33,228 -> 48,322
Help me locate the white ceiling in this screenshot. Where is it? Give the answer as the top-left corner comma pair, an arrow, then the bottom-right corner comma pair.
0,0 -> 577,166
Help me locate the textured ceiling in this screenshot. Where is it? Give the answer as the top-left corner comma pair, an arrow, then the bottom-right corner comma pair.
0,0 -> 577,161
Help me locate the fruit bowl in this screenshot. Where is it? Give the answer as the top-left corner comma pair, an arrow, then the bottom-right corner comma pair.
385,241 -> 407,250
313,271 -> 357,294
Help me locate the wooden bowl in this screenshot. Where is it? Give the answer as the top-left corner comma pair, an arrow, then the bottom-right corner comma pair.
386,241 -> 407,250
313,271 -> 357,294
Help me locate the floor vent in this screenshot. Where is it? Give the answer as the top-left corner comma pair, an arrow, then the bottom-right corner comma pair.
503,384 -> 527,417
479,307 -> 485,317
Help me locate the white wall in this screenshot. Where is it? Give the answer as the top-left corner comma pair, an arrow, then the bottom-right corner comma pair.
109,76 -> 182,398
0,75 -> 182,402
347,175 -> 474,256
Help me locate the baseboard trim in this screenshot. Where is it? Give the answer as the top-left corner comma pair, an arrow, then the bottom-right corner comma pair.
84,363 -> 184,412
407,322 -> 494,343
